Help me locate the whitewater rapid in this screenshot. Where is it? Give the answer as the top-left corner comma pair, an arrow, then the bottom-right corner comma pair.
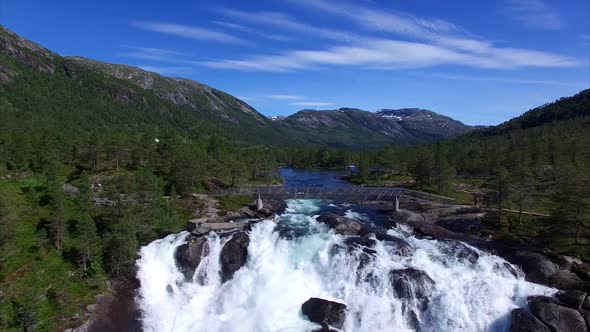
136,199 -> 553,332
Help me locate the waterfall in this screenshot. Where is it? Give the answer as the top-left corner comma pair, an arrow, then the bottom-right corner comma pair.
136,199 -> 553,332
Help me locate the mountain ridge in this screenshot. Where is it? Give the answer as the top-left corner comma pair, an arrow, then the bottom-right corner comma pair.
1,25 -> 477,149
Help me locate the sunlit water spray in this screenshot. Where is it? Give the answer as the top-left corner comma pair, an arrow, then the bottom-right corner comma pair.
136,199 -> 552,332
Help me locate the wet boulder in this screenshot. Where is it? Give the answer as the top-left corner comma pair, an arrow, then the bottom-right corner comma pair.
376,233 -> 414,257
389,268 -> 435,310
529,296 -> 588,332
317,213 -> 369,236
583,296 -> 590,310
507,251 -> 587,290
441,240 -> 480,264
555,290 -> 587,309
174,235 -> 210,281
220,231 -> 250,282
510,308 -> 550,332
301,297 -> 347,330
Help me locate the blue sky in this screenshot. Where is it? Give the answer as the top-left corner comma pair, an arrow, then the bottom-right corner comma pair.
2,0 -> 589,125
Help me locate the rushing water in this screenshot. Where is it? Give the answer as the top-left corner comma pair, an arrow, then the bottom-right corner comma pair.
136,198 -> 553,332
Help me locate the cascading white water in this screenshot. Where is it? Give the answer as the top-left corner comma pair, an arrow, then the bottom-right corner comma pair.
136,199 -> 553,332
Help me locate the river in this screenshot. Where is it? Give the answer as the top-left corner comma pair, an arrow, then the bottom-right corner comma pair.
135,168 -> 552,332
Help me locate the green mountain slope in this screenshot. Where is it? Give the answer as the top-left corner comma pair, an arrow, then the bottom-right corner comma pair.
0,25 -> 474,149
0,25 -> 291,145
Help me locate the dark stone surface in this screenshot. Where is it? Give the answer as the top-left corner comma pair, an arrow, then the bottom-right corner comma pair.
375,233 -> 415,257
555,290 -> 587,309
301,298 -> 347,330
174,235 -> 210,281
441,240 -> 480,264
317,213 -> 369,236
220,231 -> 250,282
583,296 -> 590,310
505,251 -> 587,290
510,308 -> 550,332
529,296 -> 588,332
580,310 -> 590,330
389,268 -> 435,311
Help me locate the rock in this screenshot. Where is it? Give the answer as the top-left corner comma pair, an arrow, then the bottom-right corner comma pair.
193,225 -> 212,236
508,251 -> 586,290
436,213 -> 486,236
555,290 -> 587,309
343,235 -> 377,249
510,308 -> 550,332
376,233 -> 414,256
174,235 -> 210,281
442,240 -> 480,264
529,296 -> 588,332
580,310 -> 590,330
317,213 -> 368,236
583,296 -> 590,310
301,297 -> 347,330
220,231 -> 250,282
255,207 -> 273,219
389,268 -> 435,310
239,206 -> 256,218
311,323 -> 337,332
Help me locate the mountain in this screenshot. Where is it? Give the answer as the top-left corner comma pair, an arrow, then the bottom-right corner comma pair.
0,25 -> 291,145
0,25 -> 472,149
483,89 -> 590,135
277,107 -> 473,149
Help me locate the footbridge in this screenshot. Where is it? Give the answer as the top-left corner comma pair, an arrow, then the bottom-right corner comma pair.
210,186 -> 406,211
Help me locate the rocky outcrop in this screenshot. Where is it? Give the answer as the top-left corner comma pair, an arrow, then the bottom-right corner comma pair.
219,231 -> 250,282
503,251 -> 588,291
556,290 -> 587,309
174,235 -> 210,281
441,240 -> 480,264
317,213 -> 369,236
301,298 -> 347,330
389,268 -> 435,309
510,308 -> 550,332
528,296 -> 588,332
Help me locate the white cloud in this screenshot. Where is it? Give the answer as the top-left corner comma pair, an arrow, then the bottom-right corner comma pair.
137,64 -> 192,75
505,0 -> 565,30
216,8 -> 358,42
266,94 -> 303,100
211,21 -> 295,41
428,73 -> 588,87
199,1 -> 580,72
131,21 -> 246,44
200,38 -> 578,72
290,101 -> 333,107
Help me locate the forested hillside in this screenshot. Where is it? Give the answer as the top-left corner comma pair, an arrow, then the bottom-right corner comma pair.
347,89 -> 590,260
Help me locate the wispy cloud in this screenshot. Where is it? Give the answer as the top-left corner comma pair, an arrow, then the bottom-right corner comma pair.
505,0 -> 565,30
131,20 -> 246,44
200,2 -> 579,72
136,64 -> 193,76
216,8 -> 358,42
200,38 -> 578,72
290,101 -> 333,107
266,94 -> 303,100
428,73 -> 588,87
211,20 -> 295,41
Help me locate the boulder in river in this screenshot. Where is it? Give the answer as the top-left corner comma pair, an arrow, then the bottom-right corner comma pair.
301,297 -> 347,330
376,233 -> 414,257
389,268 -> 435,311
510,308 -> 550,332
317,213 -> 369,236
506,251 -> 587,290
441,240 -> 480,264
174,235 -> 210,281
555,290 -> 587,309
529,296 -> 588,332
220,231 -> 250,282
